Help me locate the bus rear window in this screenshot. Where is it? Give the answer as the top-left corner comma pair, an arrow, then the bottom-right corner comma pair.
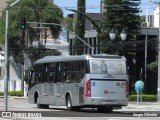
89,59 -> 127,75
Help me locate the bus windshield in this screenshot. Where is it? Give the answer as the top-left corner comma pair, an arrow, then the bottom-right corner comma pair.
89,59 -> 127,75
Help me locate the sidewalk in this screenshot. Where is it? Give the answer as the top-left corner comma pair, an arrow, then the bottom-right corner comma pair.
14,97 -> 160,111
120,102 -> 160,111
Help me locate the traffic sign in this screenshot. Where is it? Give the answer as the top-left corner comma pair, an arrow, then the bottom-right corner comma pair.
135,80 -> 144,93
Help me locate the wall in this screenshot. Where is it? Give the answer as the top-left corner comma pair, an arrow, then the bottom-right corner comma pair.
0,0 -> 9,16
9,61 -> 21,91
0,54 -> 22,92
154,7 -> 159,27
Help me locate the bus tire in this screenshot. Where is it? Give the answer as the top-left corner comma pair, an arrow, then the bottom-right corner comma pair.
37,97 -> 49,109
36,96 -> 42,108
66,95 -> 81,111
66,95 -> 74,111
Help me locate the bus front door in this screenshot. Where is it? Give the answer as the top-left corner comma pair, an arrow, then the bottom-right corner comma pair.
54,62 -> 62,105
41,64 -> 49,104
55,82 -> 63,105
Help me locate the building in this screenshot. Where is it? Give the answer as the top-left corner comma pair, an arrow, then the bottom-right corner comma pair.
68,13 -> 103,55
0,0 -> 9,16
154,7 -> 159,27
45,39 -> 69,55
100,0 -> 106,13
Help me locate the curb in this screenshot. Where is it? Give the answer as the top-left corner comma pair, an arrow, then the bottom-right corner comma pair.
0,96 -> 28,100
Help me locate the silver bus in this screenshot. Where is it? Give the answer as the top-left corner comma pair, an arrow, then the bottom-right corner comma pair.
28,54 -> 129,112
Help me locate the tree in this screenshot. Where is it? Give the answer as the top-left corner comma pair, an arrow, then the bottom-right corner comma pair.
99,0 -> 141,54
74,0 -> 86,55
65,8 -> 102,34
99,0 -> 141,93
0,0 -> 63,63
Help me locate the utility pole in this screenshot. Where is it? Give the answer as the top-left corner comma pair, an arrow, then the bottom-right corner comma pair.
158,2 -> 160,102
4,0 -> 21,111
152,0 -> 160,102
144,30 -> 148,93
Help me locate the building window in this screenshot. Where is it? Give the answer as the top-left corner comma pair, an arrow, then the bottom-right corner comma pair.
91,20 -> 100,30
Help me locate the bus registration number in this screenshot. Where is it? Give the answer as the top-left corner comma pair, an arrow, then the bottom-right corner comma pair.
101,100 -> 117,104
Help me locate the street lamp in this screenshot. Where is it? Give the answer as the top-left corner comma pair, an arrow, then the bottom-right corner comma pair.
109,28 -> 127,54
109,28 -> 127,41
4,0 -> 21,111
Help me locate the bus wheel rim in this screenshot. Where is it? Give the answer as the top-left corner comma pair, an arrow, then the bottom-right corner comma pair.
67,98 -> 71,108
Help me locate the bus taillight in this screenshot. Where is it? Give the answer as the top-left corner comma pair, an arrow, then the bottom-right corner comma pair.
85,80 -> 91,97
126,80 -> 129,97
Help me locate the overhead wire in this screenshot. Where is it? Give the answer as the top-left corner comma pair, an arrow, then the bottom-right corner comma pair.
9,2 -> 157,11
5,1 -> 159,51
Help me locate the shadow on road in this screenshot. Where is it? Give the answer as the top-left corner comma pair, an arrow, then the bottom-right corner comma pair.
33,107 -> 133,117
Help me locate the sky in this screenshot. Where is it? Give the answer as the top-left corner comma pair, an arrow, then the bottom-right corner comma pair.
54,0 -> 158,16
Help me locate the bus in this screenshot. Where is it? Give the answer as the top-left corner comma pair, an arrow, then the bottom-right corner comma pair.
28,54 -> 129,112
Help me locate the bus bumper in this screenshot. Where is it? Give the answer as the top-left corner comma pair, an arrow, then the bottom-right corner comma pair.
82,97 -> 128,106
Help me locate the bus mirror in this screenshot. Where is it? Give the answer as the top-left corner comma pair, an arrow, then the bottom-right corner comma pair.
28,69 -> 33,80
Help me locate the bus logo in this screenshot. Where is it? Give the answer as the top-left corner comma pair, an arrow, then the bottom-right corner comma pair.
91,82 -> 95,86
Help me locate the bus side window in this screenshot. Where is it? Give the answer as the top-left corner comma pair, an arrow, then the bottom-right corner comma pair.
63,63 -> 70,82
28,69 -> 33,84
33,65 -> 43,84
35,74 -> 39,83
49,63 -> 56,83
31,72 -> 35,84
56,63 -> 63,83
80,61 -> 85,80
43,64 -> 49,83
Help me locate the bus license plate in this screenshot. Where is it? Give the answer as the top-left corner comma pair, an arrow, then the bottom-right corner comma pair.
101,100 -> 117,104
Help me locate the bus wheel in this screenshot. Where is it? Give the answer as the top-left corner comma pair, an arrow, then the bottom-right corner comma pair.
36,96 -> 42,108
66,95 -> 81,111
66,95 -> 73,111
36,96 -> 49,109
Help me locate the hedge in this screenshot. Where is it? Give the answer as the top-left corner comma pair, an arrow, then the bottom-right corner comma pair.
8,91 -> 23,97
0,92 -> 4,96
129,95 -> 157,102
1,91 -> 158,101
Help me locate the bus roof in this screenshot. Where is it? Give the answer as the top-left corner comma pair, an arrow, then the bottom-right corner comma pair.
34,54 -> 126,65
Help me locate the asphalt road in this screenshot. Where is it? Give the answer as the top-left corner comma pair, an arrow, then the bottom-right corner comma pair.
0,97 -> 160,120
